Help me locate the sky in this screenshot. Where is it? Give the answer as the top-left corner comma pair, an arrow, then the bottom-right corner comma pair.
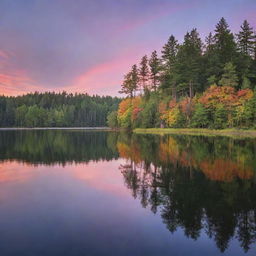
0,0 -> 255,96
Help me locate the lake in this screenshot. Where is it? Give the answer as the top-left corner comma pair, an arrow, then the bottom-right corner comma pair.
0,130 -> 255,256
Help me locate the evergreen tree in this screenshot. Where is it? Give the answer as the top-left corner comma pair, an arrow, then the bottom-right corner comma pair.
214,17 -> 237,65
191,103 -> 209,128
213,104 -> 228,129
161,35 -> 178,73
120,65 -> 139,98
237,20 -> 255,56
107,111 -> 118,128
203,32 -> 222,86
131,64 -> 139,96
161,35 -> 179,97
254,32 -> 256,60
205,32 -> 215,52
149,50 -> 161,91
175,29 -> 202,96
242,76 -> 251,89
219,62 -> 238,88
207,75 -> 217,86
139,55 -> 149,93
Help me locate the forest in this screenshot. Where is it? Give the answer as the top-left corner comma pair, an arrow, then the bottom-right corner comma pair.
0,92 -> 120,127
108,18 -> 256,129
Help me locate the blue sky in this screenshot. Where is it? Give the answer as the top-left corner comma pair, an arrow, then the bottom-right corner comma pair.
0,0 -> 255,96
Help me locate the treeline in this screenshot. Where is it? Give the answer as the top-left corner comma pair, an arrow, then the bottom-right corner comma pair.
0,92 -> 120,127
108,18 -> 256,129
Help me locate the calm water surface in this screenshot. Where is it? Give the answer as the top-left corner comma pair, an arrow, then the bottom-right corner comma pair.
0,130 -> 255,256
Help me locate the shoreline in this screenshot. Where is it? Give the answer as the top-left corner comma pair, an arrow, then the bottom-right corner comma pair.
133,128 -> 256,138
0,127 -> 111,131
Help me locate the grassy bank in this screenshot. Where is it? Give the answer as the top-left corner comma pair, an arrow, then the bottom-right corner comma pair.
133,128 -> 256,138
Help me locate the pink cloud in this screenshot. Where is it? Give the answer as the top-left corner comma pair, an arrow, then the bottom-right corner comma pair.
0,49 -> 46,96
63,47 -> 147,96
0,160 -> 130,197
0,70 -> 44,96
0,50 -> 13,59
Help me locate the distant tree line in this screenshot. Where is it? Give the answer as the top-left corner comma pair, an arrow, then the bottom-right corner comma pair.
0,92 -> 120,127
109,18 -> 256,129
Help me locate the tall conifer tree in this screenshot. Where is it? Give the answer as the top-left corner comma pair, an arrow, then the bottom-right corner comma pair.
161,35 -> 179,97
237,20 -> 255,56
139,55 -> 149,93
149,51 -> 161,91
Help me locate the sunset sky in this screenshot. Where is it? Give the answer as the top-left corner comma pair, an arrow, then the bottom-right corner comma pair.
0,0 -> 255,96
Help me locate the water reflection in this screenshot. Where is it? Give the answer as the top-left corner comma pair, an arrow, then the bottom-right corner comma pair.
0,130 -> 255,255
117,133 -> 256,253
0,130 -> 119,164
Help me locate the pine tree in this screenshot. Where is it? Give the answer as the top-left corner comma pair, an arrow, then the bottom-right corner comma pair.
131,64 -> 139,96
139,55 -> 149,93
242,76 -> 251,89
219,62 -> 238,88
191,103 -> 209,128
214,18 -> 237,65
237,20 -> 255,56
205,32 -> 214,52
175,29 -> 202,96
149,50 -> 161,91
161,35 -> 178,72
119,65 -> 139,98
119,72 -> 132,97
203,32 -> 222,87
254,32 -> 256,60
161,35 -> 179,97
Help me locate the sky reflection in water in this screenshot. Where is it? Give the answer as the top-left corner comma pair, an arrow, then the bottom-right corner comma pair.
0,130 -> 255,256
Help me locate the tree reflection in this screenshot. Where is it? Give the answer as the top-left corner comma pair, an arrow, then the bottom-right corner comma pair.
118,134 -> 256,253
0,130 -> 119,165
1,130 -> 256,252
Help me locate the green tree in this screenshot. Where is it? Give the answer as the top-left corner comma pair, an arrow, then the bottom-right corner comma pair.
213,104 -> 227,129
203,32 -> 222,87
242,76 -> 251,89
214,17 -> 237,66
131,64 -> 139,96
237,20 -> 255,56
15,105 -> 27,126
25,105 -> 41,127
191,103 -> 209,128
161,35 -> 179,98
149,50 -> 161,91
175,29 -> 203,96
219,62 -> 238,88
107,111 -> 118,128
207,75 -> 217,86
120,65 -> 139,97
140,97 -> 159,128
139,55 -> 149,93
